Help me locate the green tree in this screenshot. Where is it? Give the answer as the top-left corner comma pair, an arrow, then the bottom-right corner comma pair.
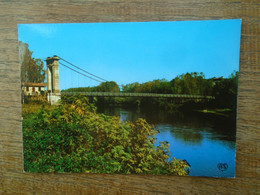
212,71 -> 238,109
19,41 -> 46,83
172,72 -> 212,95
97,81 -> 120,92
122,82 -> 140,92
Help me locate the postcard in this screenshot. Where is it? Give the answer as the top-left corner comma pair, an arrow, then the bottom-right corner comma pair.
19,19 -> 241,177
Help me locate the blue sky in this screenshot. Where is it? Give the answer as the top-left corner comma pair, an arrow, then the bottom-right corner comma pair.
18,19 -> 241,90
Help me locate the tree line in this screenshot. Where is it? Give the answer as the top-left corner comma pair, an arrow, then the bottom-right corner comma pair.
63,81 -> 120,93
63,71 -> 238,110
64,72 -> 238,97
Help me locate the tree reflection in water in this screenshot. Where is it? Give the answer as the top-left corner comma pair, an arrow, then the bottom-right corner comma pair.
97,104 -> 236,177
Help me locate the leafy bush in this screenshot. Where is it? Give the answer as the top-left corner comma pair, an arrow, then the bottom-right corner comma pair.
23,96 -> 190,175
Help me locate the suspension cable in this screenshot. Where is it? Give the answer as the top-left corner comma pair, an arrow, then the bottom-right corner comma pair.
57,56 -> 108,82
59,62 -> 102,83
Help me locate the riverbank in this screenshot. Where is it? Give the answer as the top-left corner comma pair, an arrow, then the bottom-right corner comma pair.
196,108 -> 233,117
87,96 -> 236,117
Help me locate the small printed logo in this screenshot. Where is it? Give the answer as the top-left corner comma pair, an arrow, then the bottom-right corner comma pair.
217,163 -> 228,172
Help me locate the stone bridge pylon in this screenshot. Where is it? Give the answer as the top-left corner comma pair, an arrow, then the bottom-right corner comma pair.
45,56 -> 61,105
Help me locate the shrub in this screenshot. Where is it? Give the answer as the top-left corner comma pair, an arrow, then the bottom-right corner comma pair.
23,96 -> 190,175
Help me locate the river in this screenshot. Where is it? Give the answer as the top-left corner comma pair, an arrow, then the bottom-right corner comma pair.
97,105 -> 236,178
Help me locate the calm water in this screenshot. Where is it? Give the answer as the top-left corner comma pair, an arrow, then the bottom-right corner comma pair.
97,105 -> 236,178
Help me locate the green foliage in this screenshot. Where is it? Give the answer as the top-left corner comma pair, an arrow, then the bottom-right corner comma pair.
122,82 -> 140,92
212,71 -> 239,109
23,96 -> 190,175
22,102 -> 54,117
172,72 -> 213,95
19,41 -> 46,83
122,79 -> 173,94
62,81 -> 120,93
62,71 -> 239,111
97,81 -> 120,92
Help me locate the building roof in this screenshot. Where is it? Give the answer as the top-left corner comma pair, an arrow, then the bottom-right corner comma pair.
21,82 -> 46,87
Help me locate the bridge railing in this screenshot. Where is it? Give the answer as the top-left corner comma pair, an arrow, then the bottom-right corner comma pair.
61,91 -> 215,99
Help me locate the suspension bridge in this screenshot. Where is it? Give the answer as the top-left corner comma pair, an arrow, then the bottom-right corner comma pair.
45,56 -> 215,105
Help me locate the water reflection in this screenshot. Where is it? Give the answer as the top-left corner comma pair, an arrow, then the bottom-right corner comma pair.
97,105 -> 236,177
100,106 -> 236,144
120,111 -> 132,122
170,127 -> 203,146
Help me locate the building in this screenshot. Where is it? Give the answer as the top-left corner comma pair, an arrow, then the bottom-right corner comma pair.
21,82 -> 46,96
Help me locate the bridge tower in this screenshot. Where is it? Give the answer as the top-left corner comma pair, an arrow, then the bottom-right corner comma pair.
45,56 -> 61,105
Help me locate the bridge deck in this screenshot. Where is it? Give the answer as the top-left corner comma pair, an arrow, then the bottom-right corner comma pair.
61,92 -> 215,99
